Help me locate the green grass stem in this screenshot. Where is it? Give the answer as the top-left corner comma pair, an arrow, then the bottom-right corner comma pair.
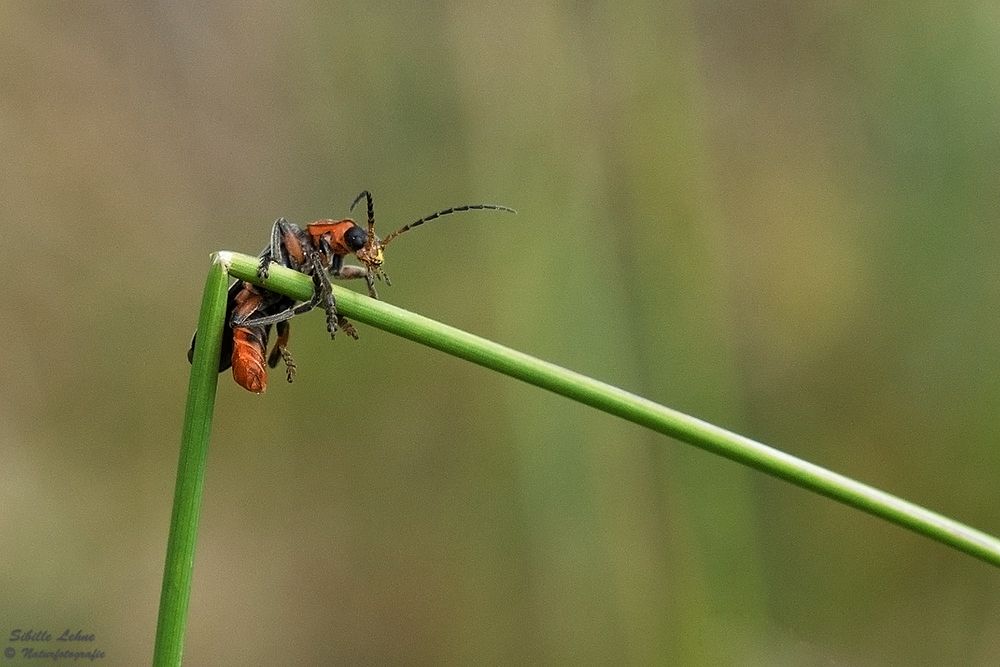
154,253 -> 230,667
225,251 -> 1000,568
157,249 -> 1000,663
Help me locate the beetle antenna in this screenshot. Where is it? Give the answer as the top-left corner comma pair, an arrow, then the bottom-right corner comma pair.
381,204 -> 517,247
349,190 -> 376,238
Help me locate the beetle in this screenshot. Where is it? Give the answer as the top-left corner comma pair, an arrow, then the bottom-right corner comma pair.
188,191 -> 515,393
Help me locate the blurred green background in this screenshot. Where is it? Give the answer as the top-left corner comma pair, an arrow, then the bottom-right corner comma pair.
2,2 -> 999,664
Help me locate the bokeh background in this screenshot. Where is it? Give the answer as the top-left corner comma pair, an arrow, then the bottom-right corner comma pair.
2,2 -> 999,664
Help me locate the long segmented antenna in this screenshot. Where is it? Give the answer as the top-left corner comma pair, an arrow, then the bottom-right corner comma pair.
347,191 -> 517,291
381,203 -> 517,246
349,190 -> 376,239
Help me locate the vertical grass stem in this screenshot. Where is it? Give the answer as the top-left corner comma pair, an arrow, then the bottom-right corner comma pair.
153,252 -> 231,667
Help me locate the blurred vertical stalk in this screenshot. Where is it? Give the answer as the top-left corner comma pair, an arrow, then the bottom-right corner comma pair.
153,253 -> 230,667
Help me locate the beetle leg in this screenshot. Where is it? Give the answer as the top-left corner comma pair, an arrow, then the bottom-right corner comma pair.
267,320 -> 297,383
233,297 -> 316,328
277,346 -> 297,382
267,320 -> 290,367
338,316 -> 359,340
258,218 -> 304,280
308,252 -> 341,338
267,321 -> 297,383
330,254 -> 378,298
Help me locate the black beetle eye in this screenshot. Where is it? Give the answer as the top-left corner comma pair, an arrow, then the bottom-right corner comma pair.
345,226 -> 367,251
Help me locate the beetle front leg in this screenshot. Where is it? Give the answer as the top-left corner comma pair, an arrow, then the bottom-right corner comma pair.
332,264 -> 379,299
308,253 -> 341,338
